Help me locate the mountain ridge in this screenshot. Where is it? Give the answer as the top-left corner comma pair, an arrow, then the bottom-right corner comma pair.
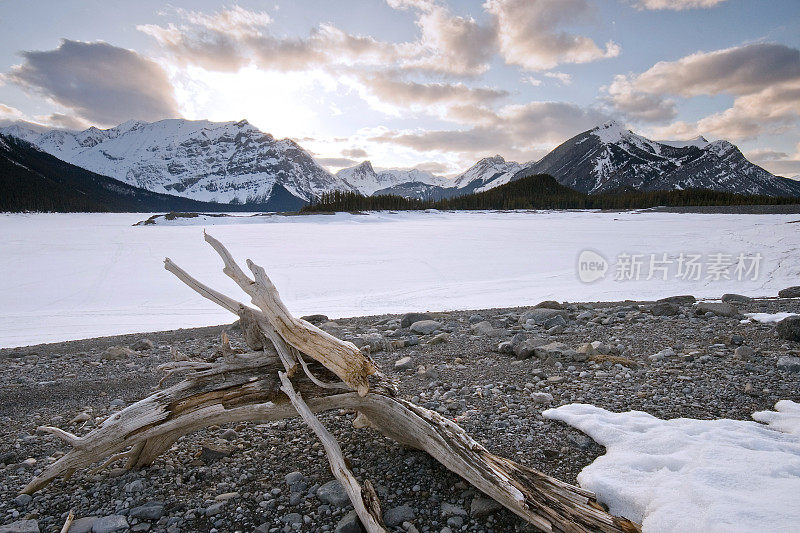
3,118 -> 798,208
0,134 -> 306,212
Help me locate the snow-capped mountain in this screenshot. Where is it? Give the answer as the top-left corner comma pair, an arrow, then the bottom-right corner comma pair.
451,155 -> 524,193
335,160 -> 448,196
0,119 -> 343,206
521,121 -> 800,197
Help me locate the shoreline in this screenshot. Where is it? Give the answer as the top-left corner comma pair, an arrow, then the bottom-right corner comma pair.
1,295 -> 790,355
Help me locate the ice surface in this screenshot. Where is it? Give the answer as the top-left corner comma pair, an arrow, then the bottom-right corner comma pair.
744,312 -> 799,323
1,210 -> 799,348
543,401 -> 800,532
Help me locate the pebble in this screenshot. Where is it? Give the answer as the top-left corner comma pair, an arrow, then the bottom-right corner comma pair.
383,505 -> 415,527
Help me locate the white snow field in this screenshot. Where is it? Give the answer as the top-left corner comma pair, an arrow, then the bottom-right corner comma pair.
1,210 -> 799,348
543,401 -> 800,533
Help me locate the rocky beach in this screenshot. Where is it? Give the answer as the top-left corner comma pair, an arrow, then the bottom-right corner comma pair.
1,291 -> 799,533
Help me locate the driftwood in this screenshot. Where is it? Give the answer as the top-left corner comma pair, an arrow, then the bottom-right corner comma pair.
24,233 -> 640,533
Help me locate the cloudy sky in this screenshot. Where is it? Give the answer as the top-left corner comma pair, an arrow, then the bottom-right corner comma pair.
1,0 -> 799,177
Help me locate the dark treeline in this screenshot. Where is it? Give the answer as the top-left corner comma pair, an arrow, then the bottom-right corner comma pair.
303,174 -> 798,213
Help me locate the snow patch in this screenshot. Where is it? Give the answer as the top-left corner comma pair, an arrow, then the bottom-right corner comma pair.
543,401 -> 800,532
744,312 -> 799,323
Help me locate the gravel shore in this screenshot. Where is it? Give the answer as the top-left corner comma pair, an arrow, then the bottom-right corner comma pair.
1,294 -> 799,533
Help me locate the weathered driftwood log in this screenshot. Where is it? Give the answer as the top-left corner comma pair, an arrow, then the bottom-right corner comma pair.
25,233 -> 640,533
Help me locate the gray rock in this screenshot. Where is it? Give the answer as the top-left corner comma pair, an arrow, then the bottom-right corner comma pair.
394,356 -> 414,370
470,320 -> 495,336
401,312 -> 434,328
220,428 -> 238,440
128,502 -> 164,521
101,346 -> 135,360
470,321 -> 506,337
468,314 -> 485,324
335,510 -> 363,533
285,471 -> 305,486
359,333 -> 388,352
428,332 -> 449,345
534,342 -> 576,361
530,392 -> 554,404
733,346 -> 755,361
204,502 -> 226,516
440,503 -> 467,518
317,480 -> 350,508
199,446 -> 231,464
383,505 -> 415,527
470,497 -> 503,518
778,286 -> 800,298
777,356 -> 800,372
519,308 -> 567,326
496,341 -> 514,354
68,517 -> 97,533
649,302 -> 680,316
91,515 -> 128,533
300,314 -> 328,325
776,316 -> 800,341
129,338 -> 154,351
124,479 -> 144,493
513,338 -> 547,360
694,301 -> 739,317
542,315 -> 567,329
658,295 -> 696,305
721,293 -> 752,304
281,513 -> 303,525
13,494 -> 31,507
0,520 -> 39,533
534,300 -> 564,309
409,320 -> 441,335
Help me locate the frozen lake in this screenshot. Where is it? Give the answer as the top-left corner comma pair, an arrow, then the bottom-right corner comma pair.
1,210 -> 798,348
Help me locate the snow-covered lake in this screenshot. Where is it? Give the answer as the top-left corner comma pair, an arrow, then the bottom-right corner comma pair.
1,210 -> 798,348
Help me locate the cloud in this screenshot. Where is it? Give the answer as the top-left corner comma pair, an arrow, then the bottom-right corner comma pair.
370,100 -> 611,158
140,4 -> 491,77
485,0 -> 620,71
632,0 -> 727,10
544,71 -> 572,85
4,40 -> 179,126
746,143 -> 800,177
388,0 -> 496,75
35,113 -> 91,130
142,2 -> 619,81
632,43 -> 800,97
0,103 -> 24,124
342,147 -> 368,158
316,157 -> 357,168
412,161 -> 453,174
613,43 -> 800,138
605,74 -> 677,122
357,71 -> 508,111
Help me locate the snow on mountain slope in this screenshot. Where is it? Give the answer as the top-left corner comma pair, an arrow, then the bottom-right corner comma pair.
451,155 -> 523,193
335,160 -> 449,196
0,119 -> 344,205
657,135 -> 709,149
522,121 -> 800,197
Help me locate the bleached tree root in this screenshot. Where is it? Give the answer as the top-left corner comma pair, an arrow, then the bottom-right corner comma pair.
24,234 -> 640,533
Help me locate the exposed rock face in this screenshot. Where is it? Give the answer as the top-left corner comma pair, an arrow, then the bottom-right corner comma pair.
518,121 -> 800,197
1,119 -> 342,208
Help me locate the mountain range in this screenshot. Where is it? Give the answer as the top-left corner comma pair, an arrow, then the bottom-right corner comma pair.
2,118 -> 799,211
0,134 -> 305,212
